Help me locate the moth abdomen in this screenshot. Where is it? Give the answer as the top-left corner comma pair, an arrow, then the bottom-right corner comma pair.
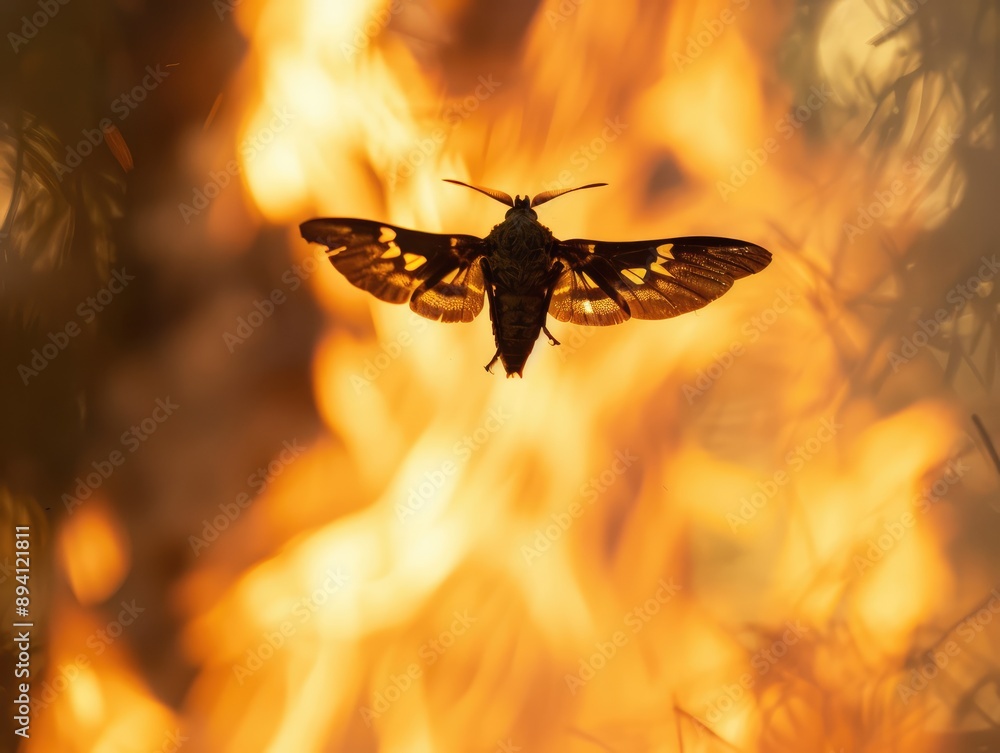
494,293 -> 548,377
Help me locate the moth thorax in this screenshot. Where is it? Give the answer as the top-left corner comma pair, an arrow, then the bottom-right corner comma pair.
486,220 -> 552,289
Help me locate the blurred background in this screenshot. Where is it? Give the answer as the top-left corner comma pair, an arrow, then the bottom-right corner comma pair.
1,0 -> 999,751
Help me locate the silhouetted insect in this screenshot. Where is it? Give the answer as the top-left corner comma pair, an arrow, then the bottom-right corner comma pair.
300,180 -> 771,377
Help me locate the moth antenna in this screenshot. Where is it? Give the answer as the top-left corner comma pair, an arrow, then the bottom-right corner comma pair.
530,182 -> 608,208
443,179 -> 514,207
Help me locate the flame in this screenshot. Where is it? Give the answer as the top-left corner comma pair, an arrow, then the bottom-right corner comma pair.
32,0 -> 999,751
58,499 -> 131,606
25,602 -> 180,753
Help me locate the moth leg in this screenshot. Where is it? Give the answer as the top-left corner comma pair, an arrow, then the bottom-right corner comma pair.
540,261 -> 564,347
481,258 -> 501,373
484,349 -> 500,373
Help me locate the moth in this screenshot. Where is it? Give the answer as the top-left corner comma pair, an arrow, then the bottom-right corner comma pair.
300,180 -> 771,377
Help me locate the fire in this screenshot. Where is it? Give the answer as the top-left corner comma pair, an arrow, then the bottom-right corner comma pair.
58,500 -> 131,606
26,601 -> 180,753
28,0 -> 999,752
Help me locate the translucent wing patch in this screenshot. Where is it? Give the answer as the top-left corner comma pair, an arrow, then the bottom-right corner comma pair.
410,261 -> 487,323
550,237 -> 772,326
300,218 -> 487,322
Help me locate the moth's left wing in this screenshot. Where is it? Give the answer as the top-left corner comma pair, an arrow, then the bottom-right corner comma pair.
300,218 -> 487,323
549,237 -> 771,326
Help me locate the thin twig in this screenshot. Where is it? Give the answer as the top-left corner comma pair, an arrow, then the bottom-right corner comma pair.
972,414 -> 1000,476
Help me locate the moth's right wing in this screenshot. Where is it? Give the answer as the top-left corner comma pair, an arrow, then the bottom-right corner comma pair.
300,218 -> 488,323
550,236 -> 772,326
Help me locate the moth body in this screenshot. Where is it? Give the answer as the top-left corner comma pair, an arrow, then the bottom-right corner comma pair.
483,200 -> 557,376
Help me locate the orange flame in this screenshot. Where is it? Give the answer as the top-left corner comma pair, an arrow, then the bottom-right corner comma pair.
32,0 -> 997,752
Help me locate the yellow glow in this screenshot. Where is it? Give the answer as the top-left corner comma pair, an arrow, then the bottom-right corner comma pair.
856,526 -> 948,652
640,44 -> 763,176
59,501 -> 131,605
36,0 -> 984,750
68,668 -> 105,726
